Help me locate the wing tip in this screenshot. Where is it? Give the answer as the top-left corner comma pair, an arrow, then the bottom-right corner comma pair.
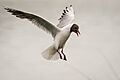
70,5 -> 72,7
4,7 -> 15,13
58,5 -> 74,20
4,7 -> 9,11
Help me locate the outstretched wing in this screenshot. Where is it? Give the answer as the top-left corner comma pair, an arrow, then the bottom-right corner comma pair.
57,5 -> 74,28
5,8 -> 60,38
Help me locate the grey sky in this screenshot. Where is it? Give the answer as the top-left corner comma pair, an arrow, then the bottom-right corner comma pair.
0,0 -> 120,80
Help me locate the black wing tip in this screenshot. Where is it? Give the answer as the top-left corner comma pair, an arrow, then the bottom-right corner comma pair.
4,7 -> 21,13
4,7 -> 26,19
4,7 -> 9,11
58,5 -> 73,20
63,10 -> 66,13
4,7 -> 15,13
4,7 -> 11,11
70,5 -> 72,7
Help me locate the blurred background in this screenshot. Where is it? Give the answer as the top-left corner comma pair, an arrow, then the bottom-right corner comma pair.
0,0 -> 120,80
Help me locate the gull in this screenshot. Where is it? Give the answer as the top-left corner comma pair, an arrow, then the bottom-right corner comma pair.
4,5 -> 80,61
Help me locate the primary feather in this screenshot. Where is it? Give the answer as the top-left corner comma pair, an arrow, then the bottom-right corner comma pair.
4,8 -> 60,38
57,5 -> 74,28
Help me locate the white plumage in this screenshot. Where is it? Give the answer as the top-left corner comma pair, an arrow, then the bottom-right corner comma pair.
5,5 -> 80,61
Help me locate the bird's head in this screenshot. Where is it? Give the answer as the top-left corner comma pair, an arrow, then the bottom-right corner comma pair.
70,24 -> 80,36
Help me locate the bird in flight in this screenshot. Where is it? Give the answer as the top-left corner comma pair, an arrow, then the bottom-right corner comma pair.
4,5 -> 80,61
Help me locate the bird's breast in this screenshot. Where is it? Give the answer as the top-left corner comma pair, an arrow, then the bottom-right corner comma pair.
54,29 -> 70,49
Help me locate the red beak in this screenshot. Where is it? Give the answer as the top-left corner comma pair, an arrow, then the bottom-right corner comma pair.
76,30 -> 80,37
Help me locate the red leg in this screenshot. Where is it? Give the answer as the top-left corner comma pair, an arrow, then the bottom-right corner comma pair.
61,49 -> 67,61
57,50 -> 62,59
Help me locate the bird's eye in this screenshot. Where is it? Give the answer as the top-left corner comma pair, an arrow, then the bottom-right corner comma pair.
74,27 -> 78,29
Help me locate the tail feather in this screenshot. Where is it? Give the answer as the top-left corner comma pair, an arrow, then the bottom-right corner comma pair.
41,45 -> 60,60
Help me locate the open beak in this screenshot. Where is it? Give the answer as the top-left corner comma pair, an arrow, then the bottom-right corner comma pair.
76,30 -> 80,37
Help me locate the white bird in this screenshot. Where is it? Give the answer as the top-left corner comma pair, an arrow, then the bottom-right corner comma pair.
4,5 -> 80,61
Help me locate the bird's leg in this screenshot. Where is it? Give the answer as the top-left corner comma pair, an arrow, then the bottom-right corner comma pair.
61,49 -> 67,61
57,50 -> 62,59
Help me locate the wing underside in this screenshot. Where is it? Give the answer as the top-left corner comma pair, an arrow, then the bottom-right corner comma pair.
57,5 -> 74,28
5,8 -> 60,38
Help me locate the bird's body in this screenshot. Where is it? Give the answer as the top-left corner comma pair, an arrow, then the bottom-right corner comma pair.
54,25 -> 71,49
42,25 -> 72,60
4,5 -> 80,61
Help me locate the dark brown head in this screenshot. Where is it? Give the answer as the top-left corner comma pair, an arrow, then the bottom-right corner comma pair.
70,24 -> 80,36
